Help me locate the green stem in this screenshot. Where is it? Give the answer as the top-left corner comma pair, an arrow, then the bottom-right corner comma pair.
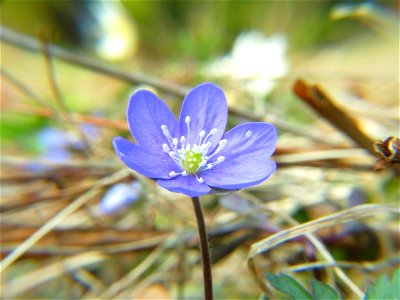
191,196 -> 213,300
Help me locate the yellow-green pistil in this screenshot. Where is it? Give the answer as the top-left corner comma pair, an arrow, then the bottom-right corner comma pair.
183,150 -> 203,173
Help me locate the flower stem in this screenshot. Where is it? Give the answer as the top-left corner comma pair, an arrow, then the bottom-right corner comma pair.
191,196 -> 213,300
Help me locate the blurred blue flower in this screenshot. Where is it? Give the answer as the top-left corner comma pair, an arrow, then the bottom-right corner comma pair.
27,125 -> 101,172
99,181 -> 142,214
37,127 -> 85,151
26,149 -> 72,172
113,83 -> 277,197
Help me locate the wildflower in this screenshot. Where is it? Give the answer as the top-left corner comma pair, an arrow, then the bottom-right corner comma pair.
37,127 -> 84,152
205,31 -> 288,99
99,181 -> 142,214
113,83 -> 277,197
25,127 -> 80,172
26,125 -> 101,172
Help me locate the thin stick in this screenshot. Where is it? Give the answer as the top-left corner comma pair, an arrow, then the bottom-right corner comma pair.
99,236 -> 172,299
1,26 -> 188,97
0,169 -> 129,273
293,79 -> 377,155
2,26 -> 335,145
247,203 -> 399,297
4,100 -> 127,130
191,196 -> 213,300
40,35 -> 93,155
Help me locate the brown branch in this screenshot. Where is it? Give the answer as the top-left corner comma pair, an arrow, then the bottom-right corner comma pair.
293,79 -> 377,155
2,26 -> 335,145
0,226 -> 168,246
1,26 -> 188,97
3,100 -> 128,130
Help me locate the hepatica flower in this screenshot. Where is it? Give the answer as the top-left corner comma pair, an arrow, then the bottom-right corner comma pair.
113,83 -> 277,197
99,181 -> 142,214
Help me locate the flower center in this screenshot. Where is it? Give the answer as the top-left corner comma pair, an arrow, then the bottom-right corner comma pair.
160,116 -> 227,182
183,150 -> 203,173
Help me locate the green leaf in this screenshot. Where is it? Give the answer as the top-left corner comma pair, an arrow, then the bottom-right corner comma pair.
310,279 -> 341,300
391,268 -> 400,300
266,273 -> 312,300
364,274 -> 394,300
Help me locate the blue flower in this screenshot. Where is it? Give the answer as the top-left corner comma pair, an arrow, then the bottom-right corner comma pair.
113,83 -> 277,197
37,127 -> 87,151
99,181 -> 142,214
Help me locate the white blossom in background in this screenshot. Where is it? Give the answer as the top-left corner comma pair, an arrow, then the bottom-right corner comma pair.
205,31 -> 289,99
79,0 -> 138,61
98,181 -> 142,214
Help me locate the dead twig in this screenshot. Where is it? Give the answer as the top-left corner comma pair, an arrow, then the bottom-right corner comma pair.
1,26 -> 188,97
0,169 -> 130,272
293,79 -> 377,155
247,204 -> 399,297
2,26 -> 337,146
2,100 -> 127,130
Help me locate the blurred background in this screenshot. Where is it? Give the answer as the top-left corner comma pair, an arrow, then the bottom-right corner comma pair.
1,1 -> 399,299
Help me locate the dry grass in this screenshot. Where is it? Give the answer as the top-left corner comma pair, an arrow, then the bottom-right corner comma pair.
1,20 -> 399,299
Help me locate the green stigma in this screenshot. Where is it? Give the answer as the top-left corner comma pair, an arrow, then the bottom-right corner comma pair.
182,150 -> 203,173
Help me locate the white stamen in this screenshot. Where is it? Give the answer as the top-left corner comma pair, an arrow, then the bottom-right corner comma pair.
161,125 -> 168,135
200,155 -> 225,171
161,119 -> 228,176
207,139 -> 227,160
161,124 -> 180,156
194,144 -> 203,152
198,129 -> 206,145
202,128 -> 218,145
201,142 -> 211,152
162,143 -> 170,152
185,116 -> 191,144
169,170 -> 187,177
219,139 -> 227,146
195,174 -> 204,183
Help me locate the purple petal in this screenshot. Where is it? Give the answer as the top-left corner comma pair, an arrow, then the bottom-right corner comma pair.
203,160 -> 276,190
157,175 -> 211,197
128,90 -> 179,153
179,83 -> 228,152
113,137 -> 180,179
220,122 -> 277,158
201,122 -> 277,190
